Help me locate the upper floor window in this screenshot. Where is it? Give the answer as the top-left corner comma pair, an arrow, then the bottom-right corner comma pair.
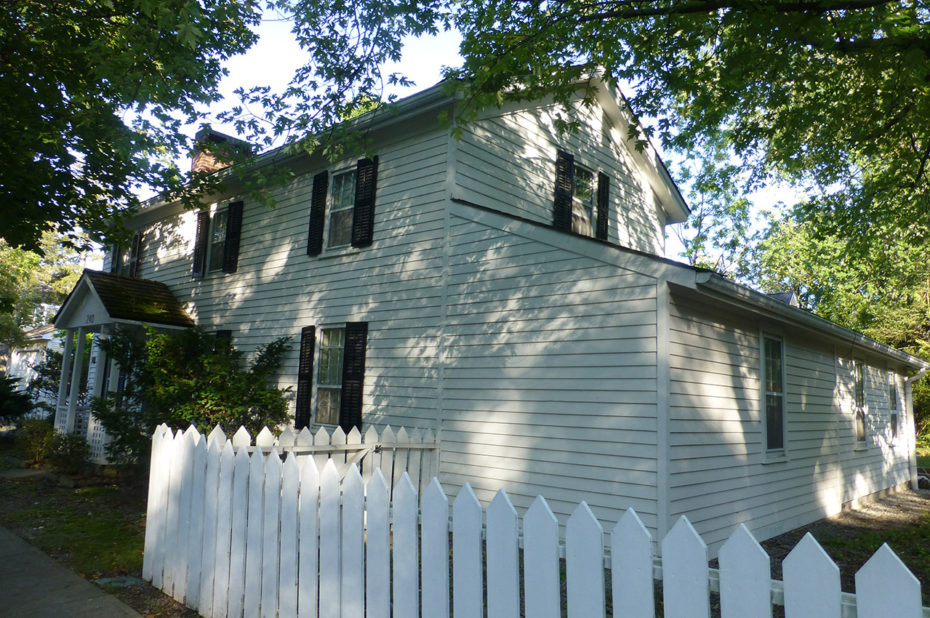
553,150 -> 609,241
109,231 -> 144,277
763,334 -> 785,452
307,157 -> 379,256
889,371 -> 899,440
328,170 -> 357,248
192,201 -> 243,278
854,360 -> 866,443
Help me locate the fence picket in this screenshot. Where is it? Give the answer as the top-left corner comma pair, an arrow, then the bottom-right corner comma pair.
610,508 -> 654,618
142,425 -> 169,585
487,490 -> 519,618
198,430 -> 224,614
232,426 -> 251,449
296,426 -> 313,447
394,472 -> 419,618
422,429 -> 438,490
243,448 -> 265,618
662,516 -> 709,618
783,533 -> 841,617
407,428 -> 424,492
256,427 -> 275,449
566,501 -> 605,618
279,453 -> 300,618
312,427 -> 330,473
362,426 -> 380,485
278,427 -> 297,448
297,456 -> 320,618
319,460 -> 341,617
393,427 -> 410,489
185,432 -> 207,607
261,449 -> 282,618
524,496 -> 559,618
204,439 -> 232,617
224,446 -> 250,618
366,470 -> 391,618
855,543 -> 921,618
719,524 -> 771,618
380,427 -> 396,496
163,429 -> 184,596
421,478 -> 450,618
342,465 -> 365,618
453,483 -> 484,618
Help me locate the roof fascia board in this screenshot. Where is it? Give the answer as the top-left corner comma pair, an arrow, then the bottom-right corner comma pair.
691,272 -> 929,370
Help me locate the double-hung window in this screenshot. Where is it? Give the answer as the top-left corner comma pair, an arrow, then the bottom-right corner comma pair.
108,231 -> 144,277
316,327 -> 345,425
307,157 -> 379,255
294,322 -> 369,433
192,201 -> 244,278
889,371 -> 898,440
553,150 -> 610,241
763,334 -> 785,452
854,360 -> 866,443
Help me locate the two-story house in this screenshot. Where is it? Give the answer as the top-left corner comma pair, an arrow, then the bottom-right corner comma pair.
53,78 -> 929,553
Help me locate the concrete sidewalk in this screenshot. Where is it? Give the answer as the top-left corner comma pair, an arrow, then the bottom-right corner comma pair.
0,524 -> 140,617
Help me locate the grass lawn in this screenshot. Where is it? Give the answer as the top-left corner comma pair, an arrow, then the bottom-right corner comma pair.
0,435 -> 195,616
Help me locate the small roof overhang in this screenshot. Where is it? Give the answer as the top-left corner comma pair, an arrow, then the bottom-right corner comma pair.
53,270 -> 195,331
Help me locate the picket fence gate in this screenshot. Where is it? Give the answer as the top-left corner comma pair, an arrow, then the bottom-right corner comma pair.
142,424 -> 930,618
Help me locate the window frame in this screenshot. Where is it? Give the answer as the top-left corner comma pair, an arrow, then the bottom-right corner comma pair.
325,167 -> 357,251
761,332 -> 787,456
314,325 -> 346,426
571,162 -> 596,237
854,359 -> 867,444
206,206 -> 230,273
889,370 -> 899,441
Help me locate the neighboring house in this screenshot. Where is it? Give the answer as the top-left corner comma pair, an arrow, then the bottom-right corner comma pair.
53,79 -> 930,554
6,324 -> 60,403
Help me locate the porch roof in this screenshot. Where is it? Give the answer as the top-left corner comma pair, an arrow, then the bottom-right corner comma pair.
54,269 -> 196,330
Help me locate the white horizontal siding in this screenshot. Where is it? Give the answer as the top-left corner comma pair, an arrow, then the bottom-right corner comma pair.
439,212 -> 660,532
666,291 -> 913,553
453,99 -> 664,255
134,127 -> 451,431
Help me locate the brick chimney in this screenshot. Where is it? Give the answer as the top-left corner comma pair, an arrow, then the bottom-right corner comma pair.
191,128 -> 250,174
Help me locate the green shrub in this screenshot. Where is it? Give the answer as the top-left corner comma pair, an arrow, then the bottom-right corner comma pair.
48,432 -> 90,474
92,326 -> 292,465
0,375 -> 33,426
17,418 -> 55,464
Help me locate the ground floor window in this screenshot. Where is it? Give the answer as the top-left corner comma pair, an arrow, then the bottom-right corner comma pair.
763,334 -> 785,452
855,360 -> 866,443
316,327 -> 345,426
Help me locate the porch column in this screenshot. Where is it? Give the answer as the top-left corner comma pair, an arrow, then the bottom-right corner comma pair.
54,329 -> 75,432
64,327 -> 87,434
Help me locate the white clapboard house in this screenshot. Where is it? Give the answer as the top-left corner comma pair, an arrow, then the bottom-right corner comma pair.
53,78 -> 930,553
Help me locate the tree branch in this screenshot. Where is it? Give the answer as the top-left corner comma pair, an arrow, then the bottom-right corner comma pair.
576,0 -> 897,23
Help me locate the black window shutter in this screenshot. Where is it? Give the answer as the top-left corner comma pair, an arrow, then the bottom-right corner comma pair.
295,326 -> 316,429
109,243 -> 121,274
553,150 -> 574,231
192,211 -> 210,278
339,321 -> 368,433
351,156 -> 378,248
128,232 -> 143,277
223,201 -> 244,273
596,172 -> 610,241
307,171 -> 328,256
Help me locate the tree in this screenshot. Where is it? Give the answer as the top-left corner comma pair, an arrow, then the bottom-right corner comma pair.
0,0 -> 261,251
93,327 -> 292,464
0,230 -> 89,347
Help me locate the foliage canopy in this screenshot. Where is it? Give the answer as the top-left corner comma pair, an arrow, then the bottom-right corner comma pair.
0,0 -> 261,251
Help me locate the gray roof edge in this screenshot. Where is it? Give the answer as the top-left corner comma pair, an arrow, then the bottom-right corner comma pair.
694,272 -> 930,371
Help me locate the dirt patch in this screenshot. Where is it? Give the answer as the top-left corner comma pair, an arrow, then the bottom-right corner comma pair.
760,488 -> 930,604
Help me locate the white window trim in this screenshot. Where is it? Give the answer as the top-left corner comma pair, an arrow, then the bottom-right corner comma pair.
888,369 -> 899,443
853,358 -> 869,448
313,323 -> 346,427
324,167 -> 356,251
760,330 -> 788,461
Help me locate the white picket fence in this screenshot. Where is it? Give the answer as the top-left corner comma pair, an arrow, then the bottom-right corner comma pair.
142,424 -> 930,618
